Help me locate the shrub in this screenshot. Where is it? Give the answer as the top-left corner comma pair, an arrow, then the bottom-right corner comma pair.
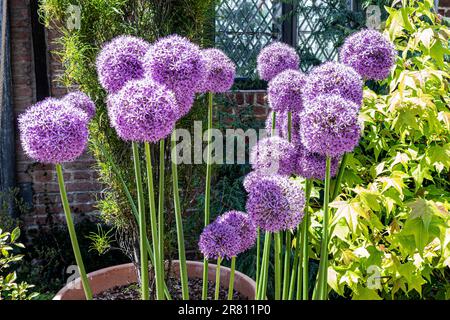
313,0 -> 450,299
0,227 -> 38,300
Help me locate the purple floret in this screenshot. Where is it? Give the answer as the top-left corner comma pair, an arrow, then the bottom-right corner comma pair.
340,29 -> 396,81
62,91 -> 96,120
293,143 -> 340,180
96,35 -> 150,94
246,175 -> 305,232
217,211 -> 257,253
19,98 -> 89,164
299,94 -> 361,157
267,69 -> 306,113
250,136 -> 296,176
172,87 -> 195,119
110,78 -> 178,143
303,62 -> 363,107
196,48 -> 236,93
199,220 -> 241,260
243,171 -> 261,193
257,42 -> 300,81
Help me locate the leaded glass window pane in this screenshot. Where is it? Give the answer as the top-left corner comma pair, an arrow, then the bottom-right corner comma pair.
215,0 -> 282,79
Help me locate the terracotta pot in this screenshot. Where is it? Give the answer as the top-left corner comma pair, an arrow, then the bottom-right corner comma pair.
53,260 -> 256,300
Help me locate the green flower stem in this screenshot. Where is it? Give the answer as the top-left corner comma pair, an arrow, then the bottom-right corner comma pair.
331,153 -> 348,200
97,143 -> 171,299
56,164 -> 93,300
287,111 -> 292,142
282,231 -> 291,300
257,232 -> 272,300
288,232 -> 301,300
255,228 -> 260,287
214,257 -> 222,300
158,139 -> 165,299
131,142 -> 149,300
274,232 -> 282,300
289,180 -> 312,300
144,142 -> 164,300
170,131 -> 189,300
301,179 -> 313,300
296,248 -> 303,300
317,157 -> 332,300
228,256 -> 236,300
202,91 -> 214,300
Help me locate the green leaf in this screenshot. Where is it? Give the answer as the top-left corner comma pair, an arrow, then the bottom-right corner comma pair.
418,28 -> 434,49
358,189 -> 382,212
352,286 -> 382,300
10,228 -> 20,243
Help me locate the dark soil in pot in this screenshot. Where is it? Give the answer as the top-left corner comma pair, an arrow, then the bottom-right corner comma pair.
94,276 -> 247,300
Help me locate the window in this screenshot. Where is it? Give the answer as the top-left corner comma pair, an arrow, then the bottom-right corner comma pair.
215,0 -> 282,79
215,0 -> 361,80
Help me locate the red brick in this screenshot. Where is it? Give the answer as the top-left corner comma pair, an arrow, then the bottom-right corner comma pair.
256,92 -> 266,106
245,93 -> 255,105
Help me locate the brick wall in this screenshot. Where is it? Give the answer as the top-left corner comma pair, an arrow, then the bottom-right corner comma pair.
438,0 -> 450,16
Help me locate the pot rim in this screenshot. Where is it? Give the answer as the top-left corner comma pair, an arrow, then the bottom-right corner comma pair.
53,260 -> 256,300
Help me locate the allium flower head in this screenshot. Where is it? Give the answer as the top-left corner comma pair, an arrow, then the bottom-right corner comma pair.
294,144 -> 340,180
303,62 -> 363,107
217,211 -> 257,253
199,220 -> 240,260
246,175 -> 305,232
299,94 -> 361,157
144,34 -> 205,93
96,35 -> 150,94
62,91 -> 96,120
250,136 -> 296,175
340,29 -> 396,81
110,78 -> 177,142
196,48 -> 236,93
267,69 -> 306,113
257,42 -> 299,81
265,111 -> 301,144
19,99 -> 88,164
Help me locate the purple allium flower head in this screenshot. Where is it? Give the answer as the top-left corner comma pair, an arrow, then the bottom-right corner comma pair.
265,111 -> 301,144
217,211 -> 257,253
246,175 -> 305,232
267,69 -> 306,113
250,136 -> 296,176
257,42 -> 300,81
294,143 -> 340,180
96,35 -> 150,94
144,34 -> 206,94
199,220 -> 241,260
303,62 -> 363,107
196,48 -> 236,93
110,78 -> 177,142
19,99 -> 88,164
340,29 -> 396,81
299,94 -> 361,157
62,91 -> 96,120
